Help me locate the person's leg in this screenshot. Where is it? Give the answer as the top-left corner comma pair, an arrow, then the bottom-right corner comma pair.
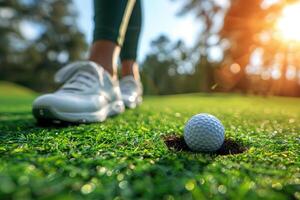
32,0 -> 138,123
120,0 -> 142,81
89,41 -> 120,81
89,0 -> 137,80
119,0 -> 143,109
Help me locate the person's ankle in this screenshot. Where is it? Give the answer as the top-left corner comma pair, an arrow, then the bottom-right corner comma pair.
103,67 -> 118,81
122,71 -> 140,81
121,60 -> 140,81
88,40 -> 120,82
89,59 -> 118,81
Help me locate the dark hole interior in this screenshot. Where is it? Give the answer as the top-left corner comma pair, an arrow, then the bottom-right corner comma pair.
164,135 -> 247,155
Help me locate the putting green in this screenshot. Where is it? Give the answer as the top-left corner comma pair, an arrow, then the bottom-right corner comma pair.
0,84 -> 299,199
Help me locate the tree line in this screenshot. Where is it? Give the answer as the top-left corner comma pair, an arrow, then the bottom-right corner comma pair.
1,0 -> 299,96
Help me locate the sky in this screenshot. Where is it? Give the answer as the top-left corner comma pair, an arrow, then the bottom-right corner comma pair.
73,0 -> 200,61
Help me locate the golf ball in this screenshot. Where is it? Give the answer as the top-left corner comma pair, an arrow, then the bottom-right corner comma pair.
184,113 -> 225,152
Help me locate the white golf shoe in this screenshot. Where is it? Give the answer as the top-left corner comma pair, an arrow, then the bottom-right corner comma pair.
120,76 -> 143,109
32,61 -> 125,123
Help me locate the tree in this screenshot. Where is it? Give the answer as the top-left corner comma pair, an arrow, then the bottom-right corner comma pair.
173,0 -> 227,92
141,36 -> 180,95
141,35 -> 212,95
175,0 -> 300,96
0,0 -> 87,92
220,0 -> 299,95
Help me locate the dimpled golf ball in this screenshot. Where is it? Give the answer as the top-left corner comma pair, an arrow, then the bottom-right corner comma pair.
184,113 -> 225,152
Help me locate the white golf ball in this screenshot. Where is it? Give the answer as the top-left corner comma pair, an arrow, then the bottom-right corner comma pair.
184,113 -> 225,152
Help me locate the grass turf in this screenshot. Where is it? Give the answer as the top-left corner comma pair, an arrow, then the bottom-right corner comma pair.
0,86 -> 299,200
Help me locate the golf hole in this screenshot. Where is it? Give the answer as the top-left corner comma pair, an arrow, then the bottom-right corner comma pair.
164,135 -> 247,155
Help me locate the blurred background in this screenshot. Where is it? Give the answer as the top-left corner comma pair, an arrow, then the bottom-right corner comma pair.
1,0 -> 300,96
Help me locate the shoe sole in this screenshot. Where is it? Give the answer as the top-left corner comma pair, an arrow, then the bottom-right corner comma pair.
32,100 -> 125,124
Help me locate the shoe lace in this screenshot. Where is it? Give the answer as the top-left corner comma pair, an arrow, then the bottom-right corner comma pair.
60,71 -> 99,93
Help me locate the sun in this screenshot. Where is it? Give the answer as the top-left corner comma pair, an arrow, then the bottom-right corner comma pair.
276,3 -> 300,42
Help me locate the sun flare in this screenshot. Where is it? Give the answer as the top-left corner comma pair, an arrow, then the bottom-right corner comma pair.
276,3 -> 300,42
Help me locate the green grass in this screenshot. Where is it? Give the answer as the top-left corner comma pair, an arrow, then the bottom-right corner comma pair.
0,81 -> 35,97
0,84 -> 299,200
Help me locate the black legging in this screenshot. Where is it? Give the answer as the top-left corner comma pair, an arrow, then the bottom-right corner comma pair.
93,0 -> 142,61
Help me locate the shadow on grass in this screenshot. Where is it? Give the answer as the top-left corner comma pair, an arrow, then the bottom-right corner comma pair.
164,135 -> 247,156
0,113 -> 75,136
0,111 -> 31,117
0,110 -> 125,135
0,112 -> 36,133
